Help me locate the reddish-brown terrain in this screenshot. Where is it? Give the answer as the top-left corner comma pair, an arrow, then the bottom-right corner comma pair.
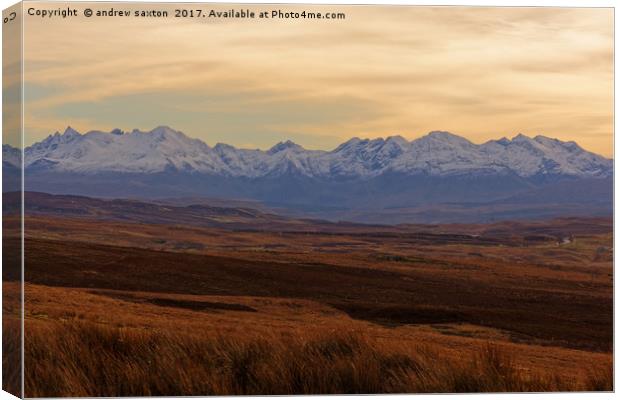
2,193 -> 613,396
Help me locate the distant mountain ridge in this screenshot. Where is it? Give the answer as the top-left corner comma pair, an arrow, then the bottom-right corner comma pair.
3,125 -> 612,179
2,126 -> 612,224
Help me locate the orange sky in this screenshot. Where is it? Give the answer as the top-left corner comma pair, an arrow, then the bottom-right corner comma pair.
17,4 -> 614,156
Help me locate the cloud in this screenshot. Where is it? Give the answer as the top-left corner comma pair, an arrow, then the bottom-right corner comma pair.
21,4 -> 613,156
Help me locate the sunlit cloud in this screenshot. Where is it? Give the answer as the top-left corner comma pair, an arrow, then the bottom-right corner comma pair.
22,4 -> 613,156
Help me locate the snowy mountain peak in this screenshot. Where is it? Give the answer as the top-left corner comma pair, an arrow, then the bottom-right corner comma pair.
512,133 -> 531,142
427,131 -> 464,139
150,125 -> 177,135
333,137 -> 363,152
213,142 -> 235,151
2,144 -> 21,167
63,126 -> 80,137
533,135 -> 582,151
38,126 -> 82,147
422,131 -> 474,146
427,130 -> 459,138
383,135 -> 410,149
147,126 -> 188,140
268,140 -> 304,154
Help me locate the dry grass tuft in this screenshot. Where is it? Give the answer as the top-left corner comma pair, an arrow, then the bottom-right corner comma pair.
2,319 -> 21,396
21,320 -> 612,397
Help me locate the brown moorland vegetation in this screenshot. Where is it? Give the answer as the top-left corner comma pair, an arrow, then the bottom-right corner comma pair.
3,279 -> 612,396
1,195 -> 613,396
12,318 -> 610,397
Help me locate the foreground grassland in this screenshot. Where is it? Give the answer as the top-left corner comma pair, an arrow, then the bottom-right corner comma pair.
2,215 -> 613,395
5,318 -> 609,396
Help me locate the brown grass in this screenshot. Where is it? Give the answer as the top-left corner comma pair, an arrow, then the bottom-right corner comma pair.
13,235 -> 613,352
3,212 -> 611,396
22,319 -> 611,397
2,319 -> 21,397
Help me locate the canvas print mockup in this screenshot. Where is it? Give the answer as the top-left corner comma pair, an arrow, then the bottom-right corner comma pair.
2,2 -> 614,397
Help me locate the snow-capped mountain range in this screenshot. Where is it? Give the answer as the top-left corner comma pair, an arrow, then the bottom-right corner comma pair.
2,125 -> 612,223
3,125 -> 613,179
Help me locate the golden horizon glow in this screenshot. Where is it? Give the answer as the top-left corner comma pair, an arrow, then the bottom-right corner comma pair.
20,4 -> 613,156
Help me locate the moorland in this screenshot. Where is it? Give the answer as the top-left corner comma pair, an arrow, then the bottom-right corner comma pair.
2,192 -> 613,396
